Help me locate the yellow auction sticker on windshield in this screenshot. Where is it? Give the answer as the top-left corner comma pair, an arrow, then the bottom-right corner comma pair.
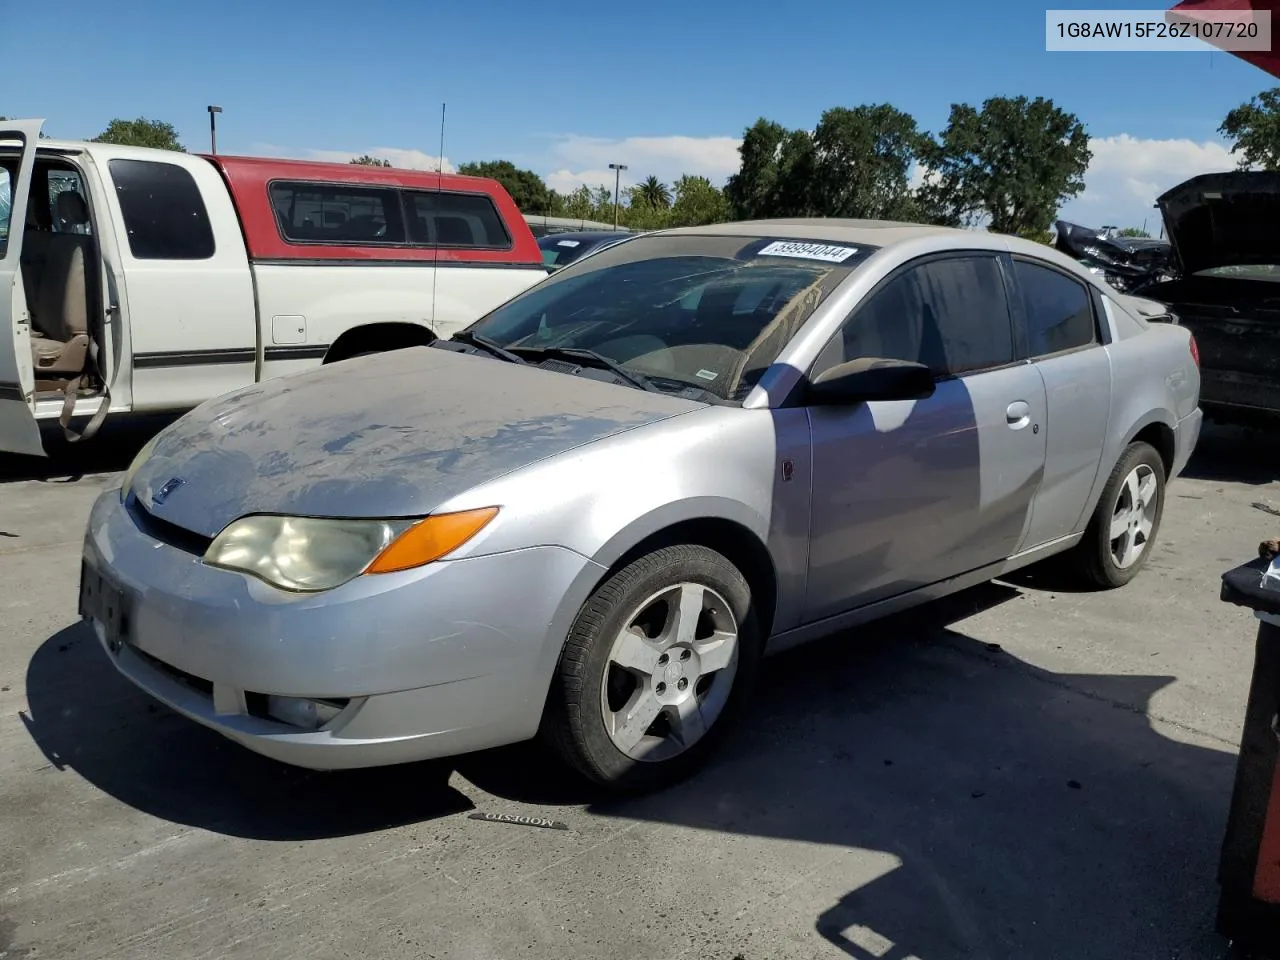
757,240 -> 858,263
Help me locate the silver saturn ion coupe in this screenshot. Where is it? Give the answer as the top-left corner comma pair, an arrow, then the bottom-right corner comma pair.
80,219 -> 1203,793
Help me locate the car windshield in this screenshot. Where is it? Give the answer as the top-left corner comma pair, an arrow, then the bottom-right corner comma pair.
539,235 -> 625,268
466,233 -> 876,402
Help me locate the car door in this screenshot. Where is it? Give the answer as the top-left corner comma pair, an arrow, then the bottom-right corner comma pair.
0,119 -> 46,457
802,252 -> 1048,623
1010,255 -> 1113,548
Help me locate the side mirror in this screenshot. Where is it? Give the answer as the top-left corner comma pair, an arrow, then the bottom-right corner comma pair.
805,357 -> 936,405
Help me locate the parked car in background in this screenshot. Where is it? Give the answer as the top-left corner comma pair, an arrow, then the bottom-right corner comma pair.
1133,171 -> 1280,427
538,230 -> 632,271
0,118 -> 544,457
1054,220 -> 1172,292
81,218 -> 1201,793
523,214 -> 629,238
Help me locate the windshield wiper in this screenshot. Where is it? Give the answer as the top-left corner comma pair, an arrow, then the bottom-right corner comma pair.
511,346 -> 659,392
450,330 -> 527,364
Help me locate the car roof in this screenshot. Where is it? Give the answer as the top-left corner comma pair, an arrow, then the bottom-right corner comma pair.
656,217 -> 974,248
538,230 -> 631,243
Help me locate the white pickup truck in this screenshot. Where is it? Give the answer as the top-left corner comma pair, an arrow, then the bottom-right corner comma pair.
0,119 -> 548,457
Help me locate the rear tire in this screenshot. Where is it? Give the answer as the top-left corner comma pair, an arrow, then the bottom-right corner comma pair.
542,544 -> 761,794
1074,440 -> 1166,589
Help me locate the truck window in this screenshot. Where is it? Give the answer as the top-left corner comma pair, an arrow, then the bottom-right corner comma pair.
0,166 -> 11,254
269,181 -> 405,245
108,159 -> 215,260
404,190 -> 511,248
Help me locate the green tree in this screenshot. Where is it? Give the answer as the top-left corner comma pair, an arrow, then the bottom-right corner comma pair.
635,175 -> 672,210
92,117 -> 185,151
669,174 -> 730,226
725,119 -> 789,219
561,185 -> 595,220
350,155 -> 391,167
725,118 -> 822,220
811,104 -> 926,220
1219,88 -> 1280,170
457,160 -> 552,214
1118,226 -> 1150,237
919,96 -> 1090,237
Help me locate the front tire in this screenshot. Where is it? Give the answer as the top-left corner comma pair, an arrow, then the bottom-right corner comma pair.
543,544 -> 762,793
1075,440 -> 1166,589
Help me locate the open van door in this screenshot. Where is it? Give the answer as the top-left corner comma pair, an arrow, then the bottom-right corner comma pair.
0,119 -> 45,457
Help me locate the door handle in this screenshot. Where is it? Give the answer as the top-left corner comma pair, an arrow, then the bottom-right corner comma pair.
1006,400 -> 1031,429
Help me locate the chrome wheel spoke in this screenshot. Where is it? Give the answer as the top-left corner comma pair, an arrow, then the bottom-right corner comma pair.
610,687 -> 663,753
1109,511 -> 1131,541
1138,472 -> 1158,505
611,628 -> 660,674
1137,514 -> 1154,541
667,583 -> 706,647
1123,471 -> 1142,509
695,629 -> 737,674
670,695 -> 708,748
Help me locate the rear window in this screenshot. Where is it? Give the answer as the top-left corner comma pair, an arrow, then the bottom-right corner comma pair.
109,159 -> 216,260
404,190 -> 511,248
270,181 -> 405,244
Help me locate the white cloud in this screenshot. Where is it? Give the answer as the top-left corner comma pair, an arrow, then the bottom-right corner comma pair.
1058,134 -> 1237,232
248,142 -> 454,172
542,134 -> 742,193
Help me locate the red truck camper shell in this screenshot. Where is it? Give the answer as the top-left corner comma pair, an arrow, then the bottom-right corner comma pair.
202,154 -> 542,267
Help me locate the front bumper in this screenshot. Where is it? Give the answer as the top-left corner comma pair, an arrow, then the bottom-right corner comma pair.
81,488 -> 604,770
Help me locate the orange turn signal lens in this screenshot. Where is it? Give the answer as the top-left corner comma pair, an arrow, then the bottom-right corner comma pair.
365,507 -> 500,575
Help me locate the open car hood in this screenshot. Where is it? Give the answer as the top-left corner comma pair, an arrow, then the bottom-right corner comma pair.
1157,171 -> 1280,276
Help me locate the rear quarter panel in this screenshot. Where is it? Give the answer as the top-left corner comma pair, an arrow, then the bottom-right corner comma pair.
1079,300 -> 1198,528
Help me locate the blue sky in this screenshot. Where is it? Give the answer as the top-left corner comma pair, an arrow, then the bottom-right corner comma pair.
9,0 -> 1275,231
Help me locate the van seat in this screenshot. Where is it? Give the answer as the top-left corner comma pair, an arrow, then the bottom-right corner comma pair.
29,192 -> 92,376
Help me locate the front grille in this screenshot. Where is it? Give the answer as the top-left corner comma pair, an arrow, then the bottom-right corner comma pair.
125,492 -> 214,556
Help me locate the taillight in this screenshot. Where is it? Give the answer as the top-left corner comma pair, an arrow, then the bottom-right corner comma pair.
1189,333 -> 1200,368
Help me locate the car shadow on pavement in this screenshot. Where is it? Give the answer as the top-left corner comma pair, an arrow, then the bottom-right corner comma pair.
22,584 -> 1239,958
1182,420 -> 1280,487
20,622 -> 473,840
0,416 -> 179,485
467,584 -> 1238,960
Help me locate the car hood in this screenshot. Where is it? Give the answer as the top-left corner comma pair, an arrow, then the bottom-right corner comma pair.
132,347 -> 703,538
1157,171 -> 1280,276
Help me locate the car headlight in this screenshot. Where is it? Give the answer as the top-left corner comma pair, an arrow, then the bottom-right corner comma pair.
120,434 -> 161,502
202,507 -> 499,593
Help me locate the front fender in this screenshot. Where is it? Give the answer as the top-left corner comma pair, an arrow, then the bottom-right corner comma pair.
588,496 -> 770,570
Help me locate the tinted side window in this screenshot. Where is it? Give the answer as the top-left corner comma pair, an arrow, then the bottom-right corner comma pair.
404,191 -> 511,248
269,181 -> 405,244
108,159 -> 215,260
1015,260 -> 1097,356
819,255 -> 1014,377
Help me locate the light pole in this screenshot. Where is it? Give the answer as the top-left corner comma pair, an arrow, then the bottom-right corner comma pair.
609,162 -> 627,229
207,105 -> 222,154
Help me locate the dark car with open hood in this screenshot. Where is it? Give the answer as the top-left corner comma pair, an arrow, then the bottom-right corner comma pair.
1137,172 -> 1280,427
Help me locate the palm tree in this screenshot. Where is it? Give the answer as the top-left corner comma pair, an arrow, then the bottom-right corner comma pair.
636,175 -> 672,210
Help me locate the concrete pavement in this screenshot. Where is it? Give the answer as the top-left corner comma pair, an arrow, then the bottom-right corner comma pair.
0,421 -> 1272,960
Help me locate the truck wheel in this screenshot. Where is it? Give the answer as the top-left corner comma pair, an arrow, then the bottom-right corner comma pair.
1075,440 -> 1166,589
543,544 -> 761,794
